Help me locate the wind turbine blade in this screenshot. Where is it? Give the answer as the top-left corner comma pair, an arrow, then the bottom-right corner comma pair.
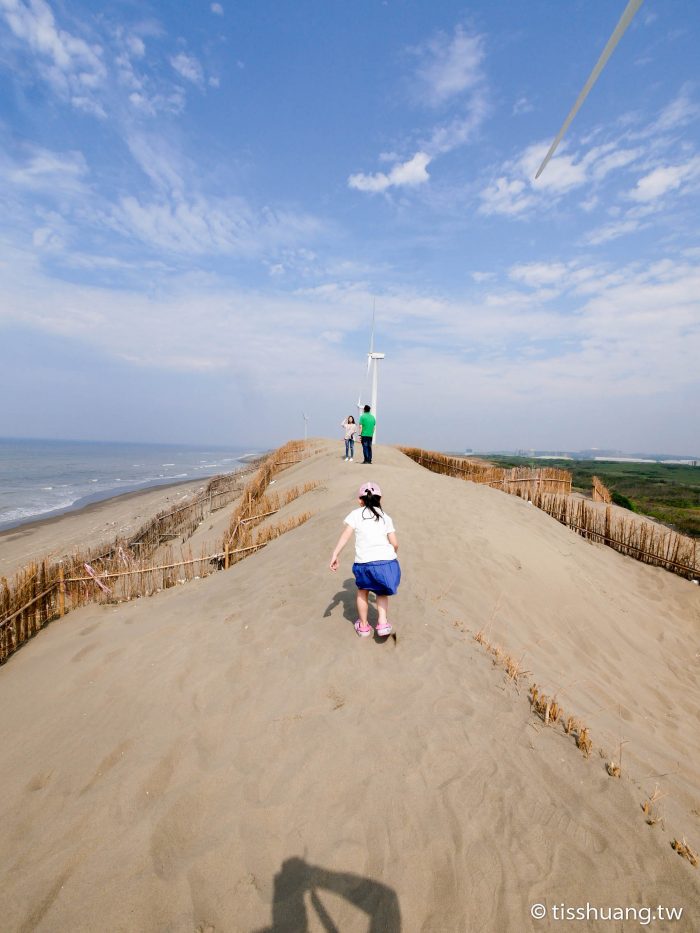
535,0 -> 643,180
369,299 -> 375,355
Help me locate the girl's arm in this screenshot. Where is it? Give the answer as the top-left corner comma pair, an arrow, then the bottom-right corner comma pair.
330,525 -> 354,571
388,532 -> 398,554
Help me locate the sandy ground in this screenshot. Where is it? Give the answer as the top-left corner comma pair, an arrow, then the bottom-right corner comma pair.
1,440 -> 699,932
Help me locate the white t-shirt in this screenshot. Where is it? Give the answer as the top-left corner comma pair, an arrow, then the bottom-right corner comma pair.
344,507 -> 397,563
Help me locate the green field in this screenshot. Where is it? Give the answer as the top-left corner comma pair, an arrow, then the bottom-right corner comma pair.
476,456 -> 700,538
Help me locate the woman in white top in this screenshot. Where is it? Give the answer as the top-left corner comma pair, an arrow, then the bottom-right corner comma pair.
340,415 -> 357,461
329,481 -> 401,638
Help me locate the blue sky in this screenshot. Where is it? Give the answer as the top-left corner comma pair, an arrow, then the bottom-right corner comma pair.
0,0 -> 698,453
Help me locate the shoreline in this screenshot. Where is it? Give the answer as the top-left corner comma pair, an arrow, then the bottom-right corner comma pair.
0,475 -> 217,581
0,475 -> 212,537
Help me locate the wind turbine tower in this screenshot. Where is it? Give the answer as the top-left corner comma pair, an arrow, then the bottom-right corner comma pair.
366,305 -> 385,444
302,411 -> 309,442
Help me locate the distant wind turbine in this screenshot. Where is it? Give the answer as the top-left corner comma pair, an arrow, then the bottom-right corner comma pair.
302,411 -> 309,442
535,0 -> 643,179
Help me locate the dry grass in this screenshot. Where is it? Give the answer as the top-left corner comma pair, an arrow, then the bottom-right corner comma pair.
254,512 -> 312,547
671,837 -> 698,867
473,630 -> 529,683
591,476 -> 612,504
577,728 -> 593,758
528,685 -> 560,725
641,787 -> 666,827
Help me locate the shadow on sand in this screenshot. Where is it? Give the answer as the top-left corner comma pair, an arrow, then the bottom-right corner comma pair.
324,580 -> 396,643
323,578 -> 357,626
253,857 -> 401,932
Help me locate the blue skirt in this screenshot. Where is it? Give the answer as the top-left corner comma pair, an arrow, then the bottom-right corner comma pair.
352,559 -> 401,595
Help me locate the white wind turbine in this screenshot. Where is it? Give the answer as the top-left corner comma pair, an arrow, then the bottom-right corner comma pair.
362,304 -> 385,444
302,411 -> 309,442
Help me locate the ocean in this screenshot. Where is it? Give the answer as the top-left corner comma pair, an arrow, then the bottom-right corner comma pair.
0,438 -> 258,531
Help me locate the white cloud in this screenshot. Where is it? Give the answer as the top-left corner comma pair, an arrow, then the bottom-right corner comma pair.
350,25 -> 487,194
508,262 -> 569,288
479,176 -> 534,216
480,140 -> 643,217
6,146 -> 88,192
348,151 -> 431,193
584,218 -> 646,246
652,87 -> 699,133
211,3 -> 224,14
0,0 -> 105,106
512,96 -> 534,116
628,156 -> 700,203
170,52 -> 204,87
126,35 -> 145,58
413,25 -> 484,107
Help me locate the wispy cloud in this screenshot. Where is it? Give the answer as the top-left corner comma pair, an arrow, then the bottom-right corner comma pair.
411,25 -> 484,108
349,23 -> 488,195
170,51 -> 204,87
0,0 -> 106,111
5,145 -> 88,192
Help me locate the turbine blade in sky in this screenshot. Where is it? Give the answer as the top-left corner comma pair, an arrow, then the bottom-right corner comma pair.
535,0 -> 644,180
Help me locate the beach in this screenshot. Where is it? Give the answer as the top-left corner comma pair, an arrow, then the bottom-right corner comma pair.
0,477 -> 208,581
1,440 -> 699,931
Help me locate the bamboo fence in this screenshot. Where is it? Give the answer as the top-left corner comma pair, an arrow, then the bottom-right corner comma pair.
400,447 -> 572,501
401,447 -> 699,582
0,441 -> 313,665
592,475 -> 612,504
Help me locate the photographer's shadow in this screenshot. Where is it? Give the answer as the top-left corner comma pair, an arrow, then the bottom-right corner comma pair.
253,857 -> 401,932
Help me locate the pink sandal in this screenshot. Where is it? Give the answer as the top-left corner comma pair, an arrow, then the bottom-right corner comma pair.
354,620 -> 372,638
376,621 -> 392,637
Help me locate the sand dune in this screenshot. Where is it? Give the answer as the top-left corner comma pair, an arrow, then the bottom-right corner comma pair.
1,441 -> 698,931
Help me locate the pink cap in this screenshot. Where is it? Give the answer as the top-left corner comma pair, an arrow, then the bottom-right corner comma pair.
358,482 -> 382,498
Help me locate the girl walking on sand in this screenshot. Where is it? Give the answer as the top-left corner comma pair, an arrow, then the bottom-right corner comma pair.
329,482 -> 400,637
340,415 -> 357,461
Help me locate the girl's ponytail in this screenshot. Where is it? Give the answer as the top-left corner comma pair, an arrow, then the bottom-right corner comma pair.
360,492 -> 383,521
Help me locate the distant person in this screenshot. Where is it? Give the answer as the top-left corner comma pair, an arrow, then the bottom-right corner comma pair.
329,481 -> 400,638
359,404 -> 376,464
340,415 -> 356,461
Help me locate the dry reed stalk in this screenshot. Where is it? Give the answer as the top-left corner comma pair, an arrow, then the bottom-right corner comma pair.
253,512 -> 312,547
671,838 -> 698,867
528,684 -> 560,724
503,653 -> 530,681
641,787 -> 666,826
591,476 -> 612,503
577,727 -> 592,757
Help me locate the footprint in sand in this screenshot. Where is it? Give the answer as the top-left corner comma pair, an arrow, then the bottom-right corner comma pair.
80,739 -> 132,795
26,770 -> 53,792
327,687 -> 345,710
71,643 -> 97,662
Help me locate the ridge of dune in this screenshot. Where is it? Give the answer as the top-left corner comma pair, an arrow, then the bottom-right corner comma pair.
1,440 -> 698,932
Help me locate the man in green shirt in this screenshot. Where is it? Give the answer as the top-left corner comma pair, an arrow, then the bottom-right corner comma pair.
359,405 -> 376,463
